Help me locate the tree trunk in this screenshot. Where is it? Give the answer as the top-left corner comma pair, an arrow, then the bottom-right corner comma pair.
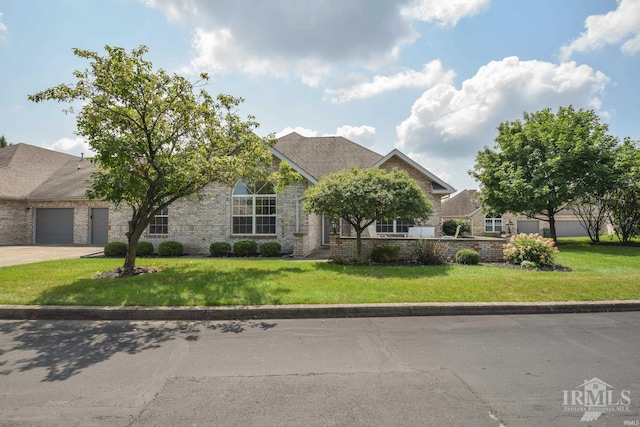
548,214 -> 557,244
123,220 -> 144,274
355,229 -> 363,261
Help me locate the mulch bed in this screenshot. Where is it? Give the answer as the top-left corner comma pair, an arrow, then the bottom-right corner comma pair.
93,267 -> 161,279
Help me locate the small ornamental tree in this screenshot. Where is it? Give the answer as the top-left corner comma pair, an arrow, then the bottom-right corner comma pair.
304,167 -> 434,260
29,45 -> 297,275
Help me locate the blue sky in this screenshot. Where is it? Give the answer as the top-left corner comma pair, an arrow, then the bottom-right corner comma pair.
1,0 -> 639,191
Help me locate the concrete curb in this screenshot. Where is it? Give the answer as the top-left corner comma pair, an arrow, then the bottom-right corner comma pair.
1,301 -> 640,321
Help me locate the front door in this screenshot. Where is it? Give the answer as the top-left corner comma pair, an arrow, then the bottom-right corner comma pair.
91,208 -> 109,245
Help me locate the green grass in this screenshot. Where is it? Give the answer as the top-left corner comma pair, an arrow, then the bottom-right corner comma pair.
0,238 -> 638,306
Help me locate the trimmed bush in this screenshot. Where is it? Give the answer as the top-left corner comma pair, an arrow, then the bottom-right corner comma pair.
210,242 -> 231,257
412,239 -> 449,265
260,242 -> 281,257
137,241 -> 154,257
233,240 -> 257,257
442,219 -> 471,236
370,244 -> 400,264
503,233 -> 558,267
104,242 -> 127,258
455,248 -> 480,265
158,241 -> 184,257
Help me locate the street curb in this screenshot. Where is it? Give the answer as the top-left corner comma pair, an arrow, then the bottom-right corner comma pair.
1,301 -> 640,321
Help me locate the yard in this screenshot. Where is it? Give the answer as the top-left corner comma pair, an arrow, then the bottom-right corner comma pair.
0,238 -> 638,306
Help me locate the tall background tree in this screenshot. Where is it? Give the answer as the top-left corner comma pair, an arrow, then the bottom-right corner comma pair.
0,135 -> 8,148
29,45 -> 296,274
606,138 -> 640,243
304,167 -> 433,260
470,105 -> 617,242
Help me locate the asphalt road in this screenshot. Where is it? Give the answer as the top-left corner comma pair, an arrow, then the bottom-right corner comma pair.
0,313 -> 639,426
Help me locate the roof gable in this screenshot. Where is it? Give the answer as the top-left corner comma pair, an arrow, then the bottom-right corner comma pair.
441,189 -> 481,217
374,149 -> 455,194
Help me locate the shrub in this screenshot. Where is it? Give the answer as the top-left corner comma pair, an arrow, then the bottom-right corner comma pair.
137,241 -> 154,257
233,240 -> 257,257
455,248 -> 480,265
158,241 -> 184,257
104,242 -> 127,257
260,242 -> 281,257
209,242 -> 231,257
503,233 -> 558,267
442,219 -> 471,236
370,244 -> 400,264
412,239 -> 449,265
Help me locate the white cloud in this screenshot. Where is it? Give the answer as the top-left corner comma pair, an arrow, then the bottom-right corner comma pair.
395,57 -> 610,189
146,0 -> 418,85
0,12 -> 9,44
324,60 -> 456,103
401,0 -> 490,26
560,0 -> 640,59
276,127 -> 318,138
325,125 -> 376,147
44,137 -> 95,157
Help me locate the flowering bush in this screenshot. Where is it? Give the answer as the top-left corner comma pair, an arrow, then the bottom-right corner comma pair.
503,233 -> 558,267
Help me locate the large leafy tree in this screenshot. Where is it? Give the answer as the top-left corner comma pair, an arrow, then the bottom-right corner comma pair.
29,45 -> 295,274
470,105 -> 617,242
606,138 -> 640,243
304,167 -> 434,259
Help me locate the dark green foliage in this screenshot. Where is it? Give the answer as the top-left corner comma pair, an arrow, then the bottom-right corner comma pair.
104,242 -> 127,257
158,241 -> 184,257
233,240 -> 257,257
137,241 -> 154,257
210,242 -> 231,257
455,249 -> 480,265
260,242 -> 281,257
370,244 -> 400,264
442,219 -> 471,236
412,239 -> 449,265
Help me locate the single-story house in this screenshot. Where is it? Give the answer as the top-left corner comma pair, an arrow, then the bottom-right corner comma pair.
1,133 -> 456,256
441,189 -> 607,238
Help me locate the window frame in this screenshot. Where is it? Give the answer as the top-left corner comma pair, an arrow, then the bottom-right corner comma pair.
484,213 -> 503,233
148,207 -> 169,235
376,218 -> 414,234
232,182 -> 277,236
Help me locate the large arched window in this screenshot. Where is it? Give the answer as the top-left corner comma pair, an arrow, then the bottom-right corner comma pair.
484,213 -> 502,233
232,181 -> 276,235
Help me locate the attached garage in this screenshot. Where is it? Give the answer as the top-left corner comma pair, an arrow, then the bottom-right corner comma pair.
556,220 -> 588,237
91,208 -> 109,245
35,208 -> 74,244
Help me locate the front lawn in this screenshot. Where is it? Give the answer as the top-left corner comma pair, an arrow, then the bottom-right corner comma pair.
0,238 -> 638,306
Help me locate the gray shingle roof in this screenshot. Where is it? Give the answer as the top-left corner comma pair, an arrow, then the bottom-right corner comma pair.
0,143 -> 94,200
441,189 -> 481,217
273,132 -> 383,181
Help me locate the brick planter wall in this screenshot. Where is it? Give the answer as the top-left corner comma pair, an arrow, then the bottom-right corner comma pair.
329,234 -> 506,262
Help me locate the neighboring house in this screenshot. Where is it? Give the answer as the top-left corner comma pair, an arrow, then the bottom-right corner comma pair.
0,134 -> 455,256
0,143 -> 110,245
441,189 -> 601,238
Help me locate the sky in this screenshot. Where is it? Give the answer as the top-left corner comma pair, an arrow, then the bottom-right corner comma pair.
1,0 -> 639,191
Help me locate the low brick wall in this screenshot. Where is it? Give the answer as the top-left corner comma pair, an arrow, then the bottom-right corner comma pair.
329,234 -> 506,262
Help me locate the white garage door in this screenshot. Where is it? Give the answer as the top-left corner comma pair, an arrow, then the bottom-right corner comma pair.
556,220 -> 588,237
36,208 -> 74,244
517,220 -> 539,235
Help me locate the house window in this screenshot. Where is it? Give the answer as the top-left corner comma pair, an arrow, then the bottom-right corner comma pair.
485,213 -> 502,232
232,181 -> 276,235
376,218 -> 414,234
148,207 -> 168,235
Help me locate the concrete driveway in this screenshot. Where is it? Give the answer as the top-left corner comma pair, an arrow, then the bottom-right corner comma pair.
0,246 -> 104,267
